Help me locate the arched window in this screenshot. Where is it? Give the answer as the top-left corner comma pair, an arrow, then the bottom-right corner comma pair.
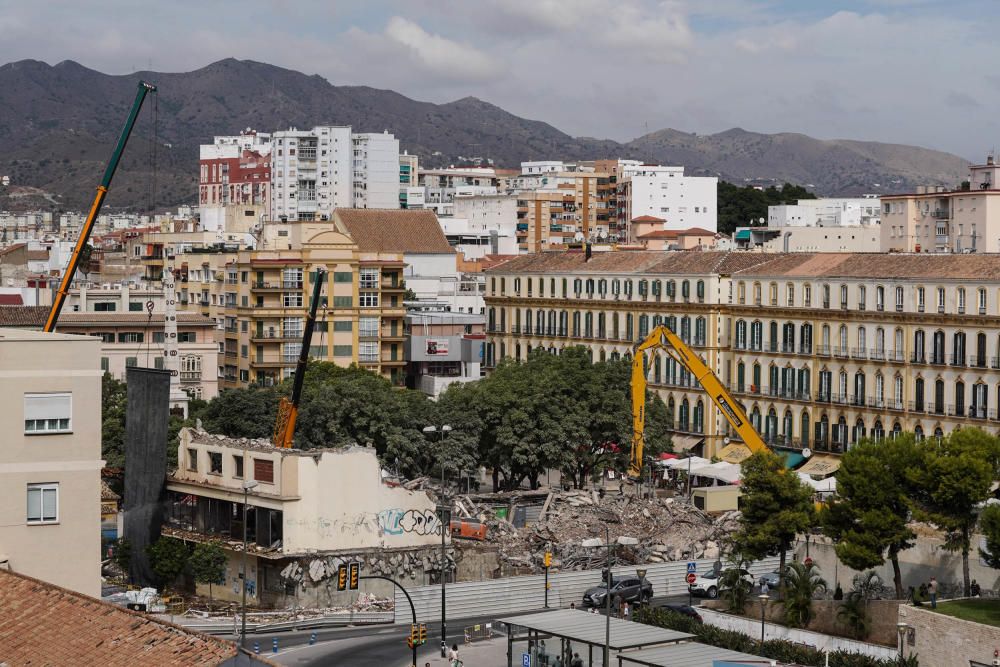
934,378 -> 945,414
696,280 -> 705,302
876,285 -> 885,311
800,410 -> 810,446
769,321 -> 778,351
894,328 -> 904,361
839,325 -> 848,354
598,279 -> 607,296
666,397 -> 675,427
839,371 -> 848,400
611,279 -> 621,296
783,410 -> 793,444
573,278 -> 582,295
873,420 -> 885,441
695,317 -> 707,346
769,282 -> 778,306
752,363 -> 762,393
735,320 -> 747,349
932,331 -> 945,364
786,283 -> 795,307
955,380 -> 965,417
737,362 -> 746,392
753,283 -> 762,305
821,324 -> 830,353
738,282 -> 746,304
679,399 -> 690,431
500,309 -> 507,332
572,311 -> 581,337
852,418 -> 866,445
954,332 -> 967,366
585,278 -> 595,295
914,424 -> 924,441
651,280 -> 662,300
797,367 -> 811,400
854,371 -> 866,406
559,310 -> 568,335
536,309 -> 545,333
653,355 -> 662,384
857,326 -> 867,352
638,279 -> 648,298
681,280 -> 690,300
488,307 -> 496,331
934,426 -> 944,440
625,313 -> 634,340
750,321 -> 763,350
977,332 -> 987,367
597,312 -> 606,338
638,314 -> 649,338
822,284 -> 831,308
514,277 -> 521,294
751,406 -> 762,432
523,308 -> 533,334
782,322 -> 795,353
548,310 -> 557,336
914,329 -> 925,362
666,280 -> 676,300
515,343 -> 522,361
766,408 -> 778,443
693,400 -> 704,433
973,383 -> 988,419
875,373 -> 884,407
680,317 -> 691,343
800,323 -> 813,354
915,377 -> 925,411
611,313 -> 619,339
894,375 -> 903,410
817,414 -> 829,448
892,422 -> 902,438
875,327 -> 885,355
584,312 -> 593,337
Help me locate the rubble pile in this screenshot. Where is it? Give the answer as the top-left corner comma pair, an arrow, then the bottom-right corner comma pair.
471,489 -> 740,573
181,592 -> 393,620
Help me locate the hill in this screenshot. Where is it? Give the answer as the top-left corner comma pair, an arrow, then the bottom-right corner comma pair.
0,58 -> 970,211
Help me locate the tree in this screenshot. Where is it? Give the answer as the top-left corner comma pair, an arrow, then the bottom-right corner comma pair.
821,436 -> 919,598
732,451 -> 815,594
717,182 -> 818,235
146,536 -> 190,589
908,428 -> 1000,596
198,384 -> 279,440
837,571 -> 883,640
782,560 -> 826,628
719,552 -> 753,613
101,372 -> 128,468
111,537 -> 132,581
188,542 -> 227,609
979,504 -> 1000,569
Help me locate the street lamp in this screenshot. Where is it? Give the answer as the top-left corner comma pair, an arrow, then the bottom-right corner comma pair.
896,622 -> 909,664
583,531 -> 639,667
423,424 -> 453,658
240,479 -> 259,650
758,593 -> 770,647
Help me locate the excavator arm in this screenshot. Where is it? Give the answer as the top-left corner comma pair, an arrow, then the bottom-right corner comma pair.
629,324 -> 768,479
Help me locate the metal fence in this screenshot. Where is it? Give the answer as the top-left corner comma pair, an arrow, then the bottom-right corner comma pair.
394,556 -> 780,624
463,622 -> 499,644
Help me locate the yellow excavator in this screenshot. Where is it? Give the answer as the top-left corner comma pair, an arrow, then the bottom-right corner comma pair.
629,324 -> 768,480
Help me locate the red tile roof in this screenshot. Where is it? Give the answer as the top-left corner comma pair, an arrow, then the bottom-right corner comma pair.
637,230 -> 680,240
0,568 -> 264,666
0,294 -> 24,305
0,305 -> 49,328
334,209 -> 454,254
631,215 -> 666,223
486,250 -> 780,276
678,227 -> 716,236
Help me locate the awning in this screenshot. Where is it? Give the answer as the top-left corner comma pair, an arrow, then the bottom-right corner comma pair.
661,456 -> 710,470
735,229 -> 751,241
798,472 -> 837,493
797,453 -> 841,477
718,442 -> 753,464
670,435 -> 704,452
778,449 -> 806,469
689,461 -> 741,484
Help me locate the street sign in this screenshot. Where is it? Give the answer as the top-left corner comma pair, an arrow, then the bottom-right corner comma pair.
686,572 -> 697,585
523,652 -> 531,667
687,562 -> 697,573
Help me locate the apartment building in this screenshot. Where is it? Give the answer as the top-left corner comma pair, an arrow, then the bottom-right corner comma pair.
405,305 -> 485,397
416,167 -> 501,216
768,197 -> 881,228
270,126 -> 400,221
0,328 -> 103,597
165,427 -> 445,607
617,164 -> 717,239
514,171 -> 611,249
880,156 -> 1000,254
198,129 -> 272,232
485,251 -> 1000,462
399,152 -> 418,208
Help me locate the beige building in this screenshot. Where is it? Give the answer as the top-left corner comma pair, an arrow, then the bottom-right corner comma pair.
165,428 -> 446,607
515,172 -> 612,251
0,328 -> 103,597
485,250 -> 1000,462
881,156 -> 1000,253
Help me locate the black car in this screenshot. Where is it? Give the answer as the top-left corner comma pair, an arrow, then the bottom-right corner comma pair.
658,603 -> 703,623
581,576 -> 653,608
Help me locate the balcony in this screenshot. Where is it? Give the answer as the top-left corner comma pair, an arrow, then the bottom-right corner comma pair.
180,371 -> 201,383
869,349 -> 885,361
250,331 -> 299,343
851,347 -> 868,360
252,281 -> 303,291
930,355 -> 946,366
798,345 -> 812,355
224,350 -> 237,358
833,347 -> 849,359
911,353 -> 926,364
781,343 -> 795,354
817,345 -> 831,356
888,350 -> 905,362
931,209 -> 950,219
950,353 -> 967,366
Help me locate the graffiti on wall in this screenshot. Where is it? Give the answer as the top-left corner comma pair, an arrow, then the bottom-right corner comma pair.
377,508 -> 441,537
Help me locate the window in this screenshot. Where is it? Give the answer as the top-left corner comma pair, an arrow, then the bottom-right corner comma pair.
254,458 -> 275,484
282,267 -> 303,288
26,483 -> 58,524
359,268 -> 379,289
979,288 -> 988,314
333,320 -> 353,332
359,293 -> 379,308
178,332 -> 196,343
876,286 -> 884,311
333,296 -> 352,308
333,344 -> 353,357
359,317 -> 379,337
896,286 -> 904,312
100,357 -> 109,372
937,287 -> 946,313
359,341 -> 378,362
125,357 -> 138,368
128,302 -> 144,312
858,285 -> 866,311
118,332 -> 144,343
208,451 -> 222,474
94,302 -> 117,312
917,287 -> 925,312
333,271 -> 353,283
283,293 -> 303,307
840,285 -> 848,309
187,447 -> 198,471
958,287 -> 966,314
24,393 -> 72,434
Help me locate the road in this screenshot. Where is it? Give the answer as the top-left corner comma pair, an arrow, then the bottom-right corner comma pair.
269,594 -> 696,666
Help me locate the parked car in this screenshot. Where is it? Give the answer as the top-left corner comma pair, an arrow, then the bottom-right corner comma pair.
757,570 -> 783,589
658,603 -> 703,623
582,576 -> 653,608
688,568 -> 754,599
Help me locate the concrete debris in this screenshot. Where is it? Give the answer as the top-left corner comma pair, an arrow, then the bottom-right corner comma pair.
180,591 -> 393,620
458,489 -> 739,572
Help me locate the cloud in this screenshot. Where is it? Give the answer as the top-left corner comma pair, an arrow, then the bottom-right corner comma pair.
382,16 -> 499,81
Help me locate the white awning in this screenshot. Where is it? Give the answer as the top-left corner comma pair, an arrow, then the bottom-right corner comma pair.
661,456 -> 710,470
689,461 -> 741,484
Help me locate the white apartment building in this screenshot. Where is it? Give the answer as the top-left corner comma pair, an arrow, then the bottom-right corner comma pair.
0,328 -> 103,597
352,132 -> 401,209
449,195 -> 519,258
417,167 -> 500,217
270,127 -> 400,220
768,198 -> 881,228
618,164 -> 718,237
399,152 -> 418,209
882,157 -> 1000,254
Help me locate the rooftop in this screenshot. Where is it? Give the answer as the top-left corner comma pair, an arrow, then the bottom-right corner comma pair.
500,608 -> 694,651
0,568 -> 256,667
334,209 -> 454,254
0,305 -> 52,329
733,252 -> 1000,281
485,250 -> 779,276
58,312 -> 216,327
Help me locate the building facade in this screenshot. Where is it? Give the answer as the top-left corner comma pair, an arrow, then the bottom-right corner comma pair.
617,164 -> 718,239
198,130 -> 272,232
0,328 -> 103,597
485,250 -> 1000,460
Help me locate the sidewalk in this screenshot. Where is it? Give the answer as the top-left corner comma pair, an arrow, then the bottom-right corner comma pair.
408,639 -> 509,667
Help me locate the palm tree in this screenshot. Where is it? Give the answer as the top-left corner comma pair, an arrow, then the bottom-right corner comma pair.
719,553 -> 753,613
782,560 -> 827,628
836,571 -> 882,639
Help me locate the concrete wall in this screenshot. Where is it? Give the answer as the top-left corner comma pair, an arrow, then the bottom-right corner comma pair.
698,608 -> 897,661
795,532 -> 1000,597
898,602 -> 1000,667
0,330 -> 103,598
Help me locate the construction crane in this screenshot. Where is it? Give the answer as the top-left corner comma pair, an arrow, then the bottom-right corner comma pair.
629,324 -> 767,480
273,268 -> 326,448
44,80 -> 157,332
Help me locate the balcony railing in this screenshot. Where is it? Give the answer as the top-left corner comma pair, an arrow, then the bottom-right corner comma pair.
834,347 -> 849,358
851,347 -> 868,360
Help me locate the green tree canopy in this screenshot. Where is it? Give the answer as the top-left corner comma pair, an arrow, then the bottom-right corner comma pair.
821,435 -> 919,598
732,450 -> 815,590
188,542 -> 227,608
717,182 -> 817,236
101,372 -> 128,468
146,536 -> 190,589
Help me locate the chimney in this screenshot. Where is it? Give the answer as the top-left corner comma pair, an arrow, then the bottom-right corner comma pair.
783,232 -> 792,253
585,242 -> 592,262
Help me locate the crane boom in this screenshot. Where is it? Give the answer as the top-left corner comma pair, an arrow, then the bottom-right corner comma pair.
629,324 -> 767,479
44,80 -> 157,332
273,268 -> 326,448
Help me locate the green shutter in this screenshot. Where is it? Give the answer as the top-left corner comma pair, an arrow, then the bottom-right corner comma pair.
333,320 -> 353,332
333,345 -> 353,357
333,296 -> 353,308
333,272 -> 353,283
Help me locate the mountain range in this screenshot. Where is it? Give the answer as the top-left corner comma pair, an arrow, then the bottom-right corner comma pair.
0,58 -> 971,212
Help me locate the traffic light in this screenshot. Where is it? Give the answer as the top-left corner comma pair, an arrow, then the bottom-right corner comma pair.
336,564 -> 348,591
407,624 -> 419,648
349,562 -> 360,590
418,624 -> 427,645
543,551 -> 552,568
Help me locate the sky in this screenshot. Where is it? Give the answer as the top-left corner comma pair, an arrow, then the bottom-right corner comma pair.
1,0 -> 997,159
